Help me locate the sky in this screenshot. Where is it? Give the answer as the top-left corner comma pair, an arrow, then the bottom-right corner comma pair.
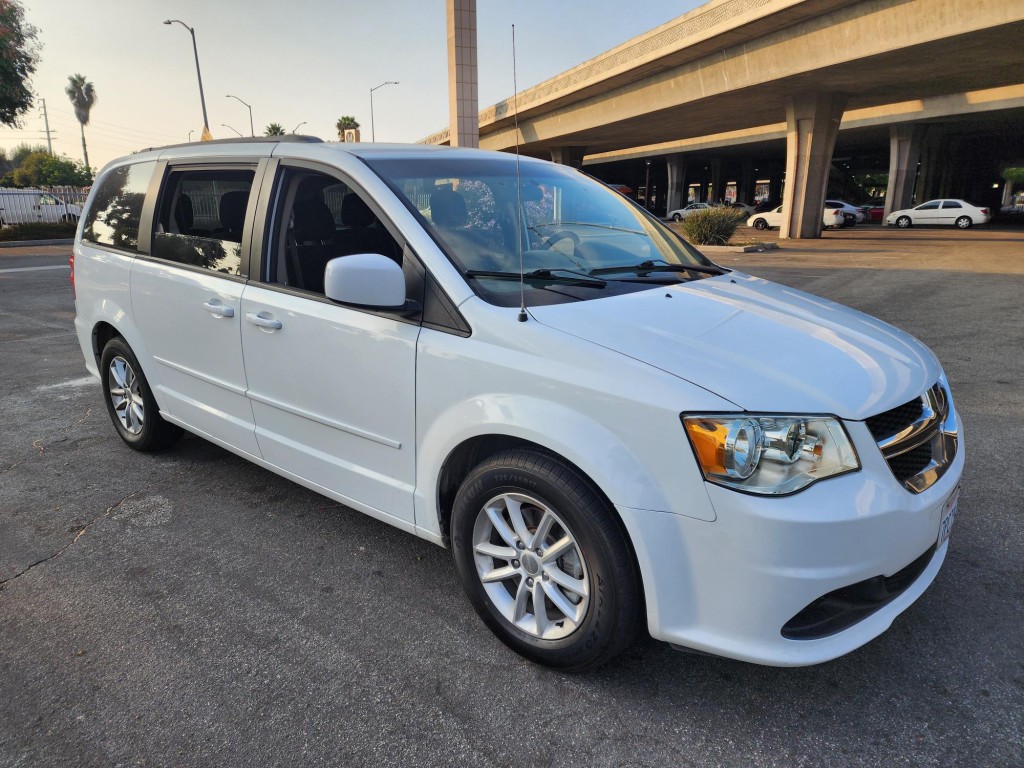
1,0 -> 704,171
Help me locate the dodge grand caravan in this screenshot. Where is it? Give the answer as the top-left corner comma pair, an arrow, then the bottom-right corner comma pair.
72,137 -> 963,670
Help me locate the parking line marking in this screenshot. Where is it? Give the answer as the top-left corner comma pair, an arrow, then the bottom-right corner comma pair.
0,265 -> 70,274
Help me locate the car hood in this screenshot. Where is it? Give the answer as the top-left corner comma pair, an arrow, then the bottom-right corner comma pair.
528,272 -> 941,419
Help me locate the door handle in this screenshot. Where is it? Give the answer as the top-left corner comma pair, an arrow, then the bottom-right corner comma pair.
202,300 -> 235,318
246,312 -> 283,330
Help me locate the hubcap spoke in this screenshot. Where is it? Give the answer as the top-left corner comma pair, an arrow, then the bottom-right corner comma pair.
540,535 -> 574,563
544,563 -> 587,597
474,541 -> 517,561
542,578 -> 581,623
512,577 -> 530,623
531,510 -> 555,550
481,564 -> 518,584
485,504 -> 519,549
532,580 -> 549,635
504,495 -> 533,546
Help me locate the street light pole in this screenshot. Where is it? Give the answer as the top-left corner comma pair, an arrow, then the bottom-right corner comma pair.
226,94 -> 254,136
291,121 -> 307,134
369,81 -> 399,142
221,123 -> 243,137
164,19 -> 209,138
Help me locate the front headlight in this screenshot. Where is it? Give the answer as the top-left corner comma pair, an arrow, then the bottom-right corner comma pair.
682,415 -> 860,495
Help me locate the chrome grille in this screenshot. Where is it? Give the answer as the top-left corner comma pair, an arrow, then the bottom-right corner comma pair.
868,381 -> 958,494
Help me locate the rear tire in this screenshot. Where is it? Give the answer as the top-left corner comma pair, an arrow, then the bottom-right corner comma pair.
672,213 -> 682,222
753,218 -> 768,231
955,216 -> 972,229
896,216 -> 912,228
450,449 -> 640,671
99,337 -> 183,452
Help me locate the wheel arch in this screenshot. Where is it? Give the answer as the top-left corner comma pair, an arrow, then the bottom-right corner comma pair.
436,432 -> 648,631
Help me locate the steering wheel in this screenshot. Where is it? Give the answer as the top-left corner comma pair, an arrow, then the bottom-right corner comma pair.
540,230 -> 580,251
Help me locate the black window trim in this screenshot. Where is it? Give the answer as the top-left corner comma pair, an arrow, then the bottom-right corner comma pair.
143,158 -> 269,281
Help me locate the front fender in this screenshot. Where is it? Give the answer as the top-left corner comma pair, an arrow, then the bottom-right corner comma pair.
414,394 -> 717,541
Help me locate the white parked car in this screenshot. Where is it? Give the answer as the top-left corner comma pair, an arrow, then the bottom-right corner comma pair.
0,189 -> 83,225
667,202 -> 711,221
72,138 -> 963,670
825,199 -> 866,226
886,199 -> 991,229
747,205 -> 845,230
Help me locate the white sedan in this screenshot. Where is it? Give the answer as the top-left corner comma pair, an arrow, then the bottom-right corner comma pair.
825,199 -> 866,225
667,202 -> 711,221
747,205 -> 845,230
886,199 -> 991,229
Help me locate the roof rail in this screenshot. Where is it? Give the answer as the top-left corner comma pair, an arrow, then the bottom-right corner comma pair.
138,135 -> 324,154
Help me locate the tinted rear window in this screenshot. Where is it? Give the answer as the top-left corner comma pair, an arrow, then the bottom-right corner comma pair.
82,161 -> 156,251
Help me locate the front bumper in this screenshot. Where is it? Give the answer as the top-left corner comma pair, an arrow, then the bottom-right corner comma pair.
618,416 -> 965,666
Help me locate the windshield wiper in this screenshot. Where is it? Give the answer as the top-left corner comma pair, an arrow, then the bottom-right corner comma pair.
529,221 -> 645,236
465,269 -> 606,288
589,260 -> 727,277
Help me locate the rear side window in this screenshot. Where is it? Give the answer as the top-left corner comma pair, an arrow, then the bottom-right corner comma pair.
82,161 -> 156,251
152,168 -> 255,277
942,201 -> 962,209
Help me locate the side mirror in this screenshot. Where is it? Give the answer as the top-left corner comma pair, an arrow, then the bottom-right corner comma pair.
324,253 -> 407,310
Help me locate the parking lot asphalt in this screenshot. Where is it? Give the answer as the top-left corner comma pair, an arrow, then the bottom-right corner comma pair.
1,231 -> 1022,767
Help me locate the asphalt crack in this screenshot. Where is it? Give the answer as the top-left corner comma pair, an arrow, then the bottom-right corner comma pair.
0,491 -> 138,592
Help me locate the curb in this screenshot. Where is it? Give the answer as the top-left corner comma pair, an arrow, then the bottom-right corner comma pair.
701,242 -> 781,254
0,238 -> 74,248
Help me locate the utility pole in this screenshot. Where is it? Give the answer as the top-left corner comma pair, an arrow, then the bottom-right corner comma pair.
39,98 -> 53,154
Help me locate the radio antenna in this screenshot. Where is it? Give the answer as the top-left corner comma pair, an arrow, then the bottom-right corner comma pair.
512,24 -> 527,323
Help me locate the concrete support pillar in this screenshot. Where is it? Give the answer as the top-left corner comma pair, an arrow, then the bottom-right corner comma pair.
883,124 -> 922,220
915,127 -> 940,204
1002,179 -> 1015,209
549,146 -> 586,169
666,154 -> 688,215
737,159 -> 754,206
710,158 -> 723,204
780,93 -> 846,239
447,0 -> 478,148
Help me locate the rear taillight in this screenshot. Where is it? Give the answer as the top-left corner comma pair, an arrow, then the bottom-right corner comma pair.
980,208 -> 989,215
69,252 -> 75,299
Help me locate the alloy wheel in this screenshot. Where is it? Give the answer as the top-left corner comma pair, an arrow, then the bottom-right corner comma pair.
108,355 -> 144,435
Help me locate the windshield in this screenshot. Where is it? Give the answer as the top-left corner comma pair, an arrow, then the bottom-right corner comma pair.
363,155 -> 719,307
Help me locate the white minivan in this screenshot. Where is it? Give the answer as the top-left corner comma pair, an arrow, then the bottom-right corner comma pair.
0,189 -> 83,225
72,138 -> 963,670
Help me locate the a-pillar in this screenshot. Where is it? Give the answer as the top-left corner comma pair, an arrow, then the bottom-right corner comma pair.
666,154 -> 688,215
780,93 -> 846,239
883,124 -> 923,220
447,0 -> 478,148
549,146 -> 586,169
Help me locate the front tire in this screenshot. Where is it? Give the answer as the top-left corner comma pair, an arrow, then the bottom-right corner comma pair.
672,213 -> 682,222
450,449 -> 640,671
955,216 -> 972,229
896,215 -> 912,228
99,337 -> 183,451
753,218 -> 768,230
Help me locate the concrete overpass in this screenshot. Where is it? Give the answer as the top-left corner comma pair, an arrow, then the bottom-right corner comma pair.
423,0 -> 1024,237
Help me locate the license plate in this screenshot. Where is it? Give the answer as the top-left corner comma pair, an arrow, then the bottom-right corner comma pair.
938,485 -> 960,547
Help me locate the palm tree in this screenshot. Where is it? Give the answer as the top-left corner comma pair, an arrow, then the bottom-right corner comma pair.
264,122 -> 285,136
336,116 -> 360,141
65,74 -> 96,169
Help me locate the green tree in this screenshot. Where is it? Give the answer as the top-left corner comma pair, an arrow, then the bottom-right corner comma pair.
0,0 -> 40,127
336,116 -> 359,140
10,151 -> 91,187
264,122 -> 285,136
1003,168 -> 1024,185
65,73 -> 97,169
11,151 -> 48,186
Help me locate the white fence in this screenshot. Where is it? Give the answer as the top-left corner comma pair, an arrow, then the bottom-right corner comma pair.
0,187 -> 89,226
